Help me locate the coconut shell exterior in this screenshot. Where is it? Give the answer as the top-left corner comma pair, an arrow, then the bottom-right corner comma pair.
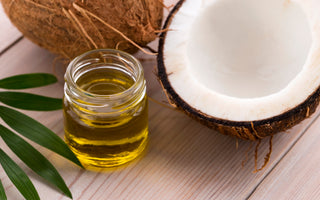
157,0 -> 320,141
1,0 -> 163,59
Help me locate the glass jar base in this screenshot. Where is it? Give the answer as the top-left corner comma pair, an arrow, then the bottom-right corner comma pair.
66,133 -> 149,169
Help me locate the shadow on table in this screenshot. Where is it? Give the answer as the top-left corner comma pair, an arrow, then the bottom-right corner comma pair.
142,100 -> 303,199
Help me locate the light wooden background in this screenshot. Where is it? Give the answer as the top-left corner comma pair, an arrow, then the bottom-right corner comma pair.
1,1 -> 320,199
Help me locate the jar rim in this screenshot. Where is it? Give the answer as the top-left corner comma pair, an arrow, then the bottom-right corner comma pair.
65,49 -> 145,102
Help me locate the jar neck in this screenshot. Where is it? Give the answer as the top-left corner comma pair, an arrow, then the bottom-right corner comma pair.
64,49 -> 146,113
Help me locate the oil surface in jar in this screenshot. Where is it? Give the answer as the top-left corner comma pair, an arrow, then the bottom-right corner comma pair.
64,67 -> 148,168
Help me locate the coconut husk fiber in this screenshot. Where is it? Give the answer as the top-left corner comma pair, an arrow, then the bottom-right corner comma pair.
1,0 -> 163,59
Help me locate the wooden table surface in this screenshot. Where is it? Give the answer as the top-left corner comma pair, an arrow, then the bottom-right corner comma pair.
1,1 -> 320,200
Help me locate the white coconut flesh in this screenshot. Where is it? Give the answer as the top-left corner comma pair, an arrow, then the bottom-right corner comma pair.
163,0 -> 320,121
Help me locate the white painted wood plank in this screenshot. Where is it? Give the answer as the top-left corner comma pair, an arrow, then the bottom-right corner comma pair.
0,3 -> 21,53
249,109 -> 320,200
0,38 -> 320,200
1,1 -> 320,199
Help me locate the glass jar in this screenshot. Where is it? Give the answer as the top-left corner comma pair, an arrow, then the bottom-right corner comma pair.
63,49 -> 148,168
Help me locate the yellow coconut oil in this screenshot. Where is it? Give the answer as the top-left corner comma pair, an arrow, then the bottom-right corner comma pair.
63,49 -> 148,168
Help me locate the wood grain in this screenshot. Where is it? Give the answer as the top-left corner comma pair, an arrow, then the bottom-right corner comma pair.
1,1 -> 320,199
249,110 -> 320,200
0,38 -> 319,200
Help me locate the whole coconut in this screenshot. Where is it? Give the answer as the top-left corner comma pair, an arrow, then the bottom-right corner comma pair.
1,0 -> 163,58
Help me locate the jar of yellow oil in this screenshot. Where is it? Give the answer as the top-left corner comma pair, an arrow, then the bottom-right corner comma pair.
63,49 -> 148,168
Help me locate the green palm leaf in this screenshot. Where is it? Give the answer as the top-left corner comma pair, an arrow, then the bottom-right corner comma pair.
0,125 -> 72,198
0,179 -> 6,200
0,92 -> 62,111
0,106 -> 82,168
0,73 -> 57,89
0,148 -> 40,200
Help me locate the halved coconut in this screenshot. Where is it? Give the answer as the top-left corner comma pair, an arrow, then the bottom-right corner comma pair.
158,0 -> 320,140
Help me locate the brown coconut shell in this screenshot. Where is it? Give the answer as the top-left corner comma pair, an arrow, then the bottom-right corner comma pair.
157,0 -> 320,141
1,0 -> 163,59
